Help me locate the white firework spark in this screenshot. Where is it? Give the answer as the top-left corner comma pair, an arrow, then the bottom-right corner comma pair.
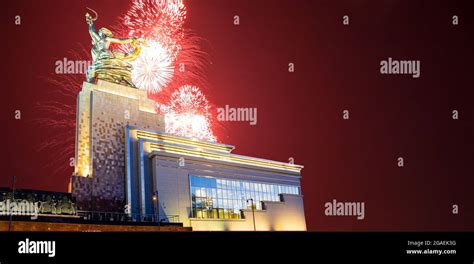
131,41 -> 174,93
158,85 -> 216,142
165,112 -> 215,142
123,0 -> 186,60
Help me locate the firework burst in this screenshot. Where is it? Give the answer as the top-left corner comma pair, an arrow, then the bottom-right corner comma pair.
122,0 -> 186,60
119,0 -> 216,141
117,0 -> 211,95
158,85 -> 216,142
131,40 -> 174,93
38,0 -> 217,176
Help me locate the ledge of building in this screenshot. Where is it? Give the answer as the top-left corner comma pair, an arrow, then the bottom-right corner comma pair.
189,218 -> 246,222
82,80 -> 157,114
149,150 -> 302,176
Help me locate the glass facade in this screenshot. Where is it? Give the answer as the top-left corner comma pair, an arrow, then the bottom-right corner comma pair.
190,175 -> 300,219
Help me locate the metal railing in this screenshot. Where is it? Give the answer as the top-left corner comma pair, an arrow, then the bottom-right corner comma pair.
77,210 -> 179,224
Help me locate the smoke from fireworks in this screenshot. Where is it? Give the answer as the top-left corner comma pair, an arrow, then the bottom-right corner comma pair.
158,85 -> 216,142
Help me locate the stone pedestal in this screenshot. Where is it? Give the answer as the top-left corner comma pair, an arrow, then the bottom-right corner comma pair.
71,80 -> 164,212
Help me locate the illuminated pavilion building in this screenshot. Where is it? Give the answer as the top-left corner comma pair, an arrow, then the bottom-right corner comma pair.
70,80 -> 306,231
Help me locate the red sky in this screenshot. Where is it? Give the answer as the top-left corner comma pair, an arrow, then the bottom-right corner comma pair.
1,0 -> 473,231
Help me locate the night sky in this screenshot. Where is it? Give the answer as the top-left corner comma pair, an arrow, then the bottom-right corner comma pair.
1,0 -> 473,231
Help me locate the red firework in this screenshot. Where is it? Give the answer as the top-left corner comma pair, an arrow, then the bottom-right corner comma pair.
158,85 -> 216,142
115,0 -> 211,98
38,0 -> 217,176
121,0 -> 186,59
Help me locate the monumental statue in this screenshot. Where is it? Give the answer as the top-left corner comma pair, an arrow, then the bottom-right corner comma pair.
85,8 -> 147,87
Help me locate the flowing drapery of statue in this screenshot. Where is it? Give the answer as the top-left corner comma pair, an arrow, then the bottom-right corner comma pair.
85,9 -> 146,87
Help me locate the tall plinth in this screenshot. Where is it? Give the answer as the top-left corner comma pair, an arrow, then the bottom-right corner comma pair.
71,80 -> 164,212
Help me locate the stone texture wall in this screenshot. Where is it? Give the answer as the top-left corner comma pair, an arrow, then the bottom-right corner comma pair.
73,80 -> 164,212
70,176 -> 91,210
75,83 -> 92,177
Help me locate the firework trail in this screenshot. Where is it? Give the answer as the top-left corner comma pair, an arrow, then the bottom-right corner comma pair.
36,47 -> 90,176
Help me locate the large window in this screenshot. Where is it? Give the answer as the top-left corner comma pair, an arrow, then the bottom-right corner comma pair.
190,176 -> 299,219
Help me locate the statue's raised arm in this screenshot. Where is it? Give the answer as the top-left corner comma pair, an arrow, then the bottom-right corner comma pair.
85,10 -> 100,44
